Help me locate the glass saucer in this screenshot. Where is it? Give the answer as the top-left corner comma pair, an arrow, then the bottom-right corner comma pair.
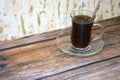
56,29 -> 104,56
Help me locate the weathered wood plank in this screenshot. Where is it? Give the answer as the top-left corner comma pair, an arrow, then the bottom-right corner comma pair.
0,16 -> 120,51
42,57 -> 120,80
98,16 -> 120,27
0,20 -> 119,80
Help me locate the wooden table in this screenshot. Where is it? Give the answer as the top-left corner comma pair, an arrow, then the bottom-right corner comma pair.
0,17 -> 120,80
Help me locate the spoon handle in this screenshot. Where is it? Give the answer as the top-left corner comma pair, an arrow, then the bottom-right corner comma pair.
92,0 -> 101,20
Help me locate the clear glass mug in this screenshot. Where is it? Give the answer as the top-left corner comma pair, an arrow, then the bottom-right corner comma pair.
56,9 -> 104,56
70,9 -> 104,52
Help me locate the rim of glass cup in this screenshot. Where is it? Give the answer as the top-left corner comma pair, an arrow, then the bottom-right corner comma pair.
70,9 -> 94,22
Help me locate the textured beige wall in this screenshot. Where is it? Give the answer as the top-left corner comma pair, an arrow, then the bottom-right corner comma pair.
0,0 -> 120,42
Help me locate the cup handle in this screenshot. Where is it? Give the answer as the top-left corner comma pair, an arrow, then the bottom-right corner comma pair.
92,23 -> 104,41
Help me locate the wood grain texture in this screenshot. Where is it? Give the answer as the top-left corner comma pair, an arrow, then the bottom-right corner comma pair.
0,17 -> 120,80
42,57 -> 120,80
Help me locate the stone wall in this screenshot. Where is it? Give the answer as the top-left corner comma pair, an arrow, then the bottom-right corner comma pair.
0,0 -> 120,42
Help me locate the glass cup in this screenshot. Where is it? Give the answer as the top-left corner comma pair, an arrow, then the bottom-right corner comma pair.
70,9 -> 104,52
56,9 -> 104,56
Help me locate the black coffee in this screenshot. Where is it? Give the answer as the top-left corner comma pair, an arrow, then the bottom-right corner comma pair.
71,15 -> 93,48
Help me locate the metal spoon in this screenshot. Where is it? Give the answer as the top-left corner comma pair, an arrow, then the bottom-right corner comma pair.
92,0 -> 101,21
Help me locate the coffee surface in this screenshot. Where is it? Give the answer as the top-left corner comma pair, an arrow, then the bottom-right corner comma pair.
71,15 -> 93,48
